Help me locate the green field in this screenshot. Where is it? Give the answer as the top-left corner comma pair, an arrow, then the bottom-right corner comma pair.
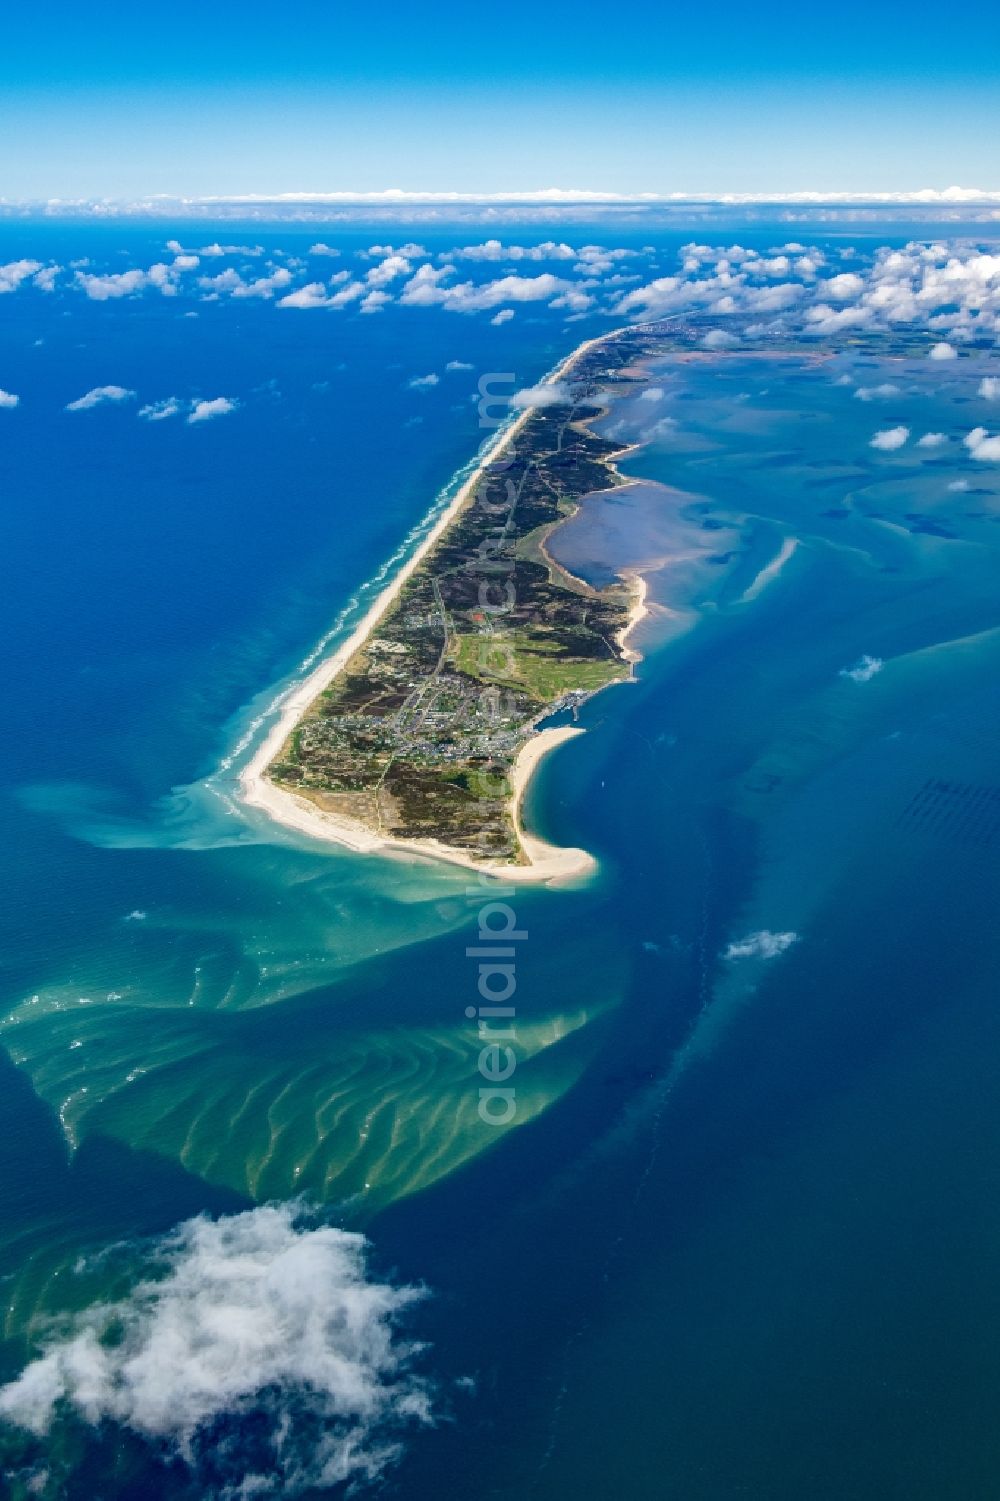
451,630 -> 627,701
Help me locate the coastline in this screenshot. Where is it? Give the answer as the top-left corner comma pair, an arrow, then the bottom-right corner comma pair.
243,722 -> 596,882
619,574 -> 649,665
238,328 -> 635,883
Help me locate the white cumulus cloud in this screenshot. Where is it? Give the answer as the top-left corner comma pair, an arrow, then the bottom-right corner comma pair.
138,397 -> 183,422
511,381 -> 571,409
77,255 -> 199,300
461,272 -> 573,310
965,426 -> 1000,461
232,268 -> 293,299
0,259 -> 43,293
187,397 -> 238,424
870,425 -> 910,451
278,281 -> 332,309
0,388 -> 20,409
702,328 -> 737,348
76,268 -> 149,300
65,385 -> 136,412
840,654 -> 884,683
724,930 -> 799,960
446,239 -> 578,263
401,270 -> 574,314
0,1205 -> 433,1497
360,289 -> 391,313
329,279 -> 367,309
929,341 -> 958,360
854,383 -> 902,401
820,272 -> 865,301
366,254 -> 412,287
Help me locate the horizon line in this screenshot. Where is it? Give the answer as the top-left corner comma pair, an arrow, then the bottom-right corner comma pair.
3,186 -> 1000,211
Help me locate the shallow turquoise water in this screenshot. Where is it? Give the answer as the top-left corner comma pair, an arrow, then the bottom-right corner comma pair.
1,225 -> 999,1497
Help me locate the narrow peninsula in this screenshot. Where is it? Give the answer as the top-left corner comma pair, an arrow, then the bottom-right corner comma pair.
241,326 -> 666,879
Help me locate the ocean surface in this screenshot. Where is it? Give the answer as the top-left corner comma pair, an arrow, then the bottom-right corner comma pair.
1,219 -> 999,1498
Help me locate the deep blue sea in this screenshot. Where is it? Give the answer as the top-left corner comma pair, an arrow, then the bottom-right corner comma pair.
1,218 -> 999,1499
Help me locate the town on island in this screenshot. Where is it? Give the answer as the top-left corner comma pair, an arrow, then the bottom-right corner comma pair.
240,323 -> 672,879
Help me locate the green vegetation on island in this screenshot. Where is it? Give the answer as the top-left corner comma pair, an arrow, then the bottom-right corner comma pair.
268,328 -> 658,862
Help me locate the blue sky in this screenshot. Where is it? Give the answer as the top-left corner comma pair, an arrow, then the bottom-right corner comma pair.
2,0 -> 999,199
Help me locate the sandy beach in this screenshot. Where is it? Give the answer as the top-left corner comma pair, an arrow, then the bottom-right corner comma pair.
238,330 -> 628,883
243,722 -> 596,882
619,574 -> 649,664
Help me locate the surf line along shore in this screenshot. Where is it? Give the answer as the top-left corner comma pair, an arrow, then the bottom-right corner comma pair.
238,327 -> 652,883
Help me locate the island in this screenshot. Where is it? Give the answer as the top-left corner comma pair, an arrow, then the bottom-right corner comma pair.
240,326 -> 665,879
